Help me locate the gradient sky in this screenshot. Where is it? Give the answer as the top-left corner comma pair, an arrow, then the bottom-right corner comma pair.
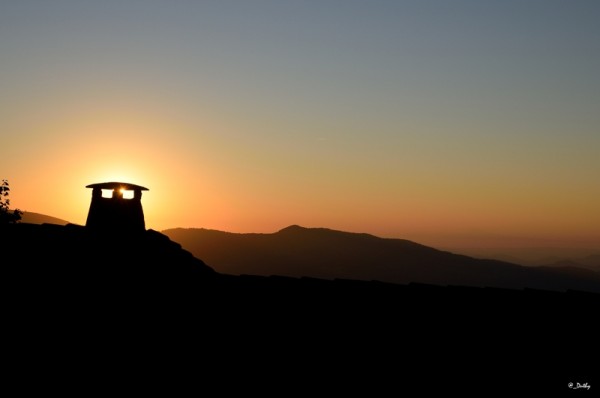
1,0 -> 599,250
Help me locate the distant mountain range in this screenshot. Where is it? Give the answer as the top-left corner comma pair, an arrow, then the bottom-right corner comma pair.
20,212 -> 70,225
163,225 -> 600,292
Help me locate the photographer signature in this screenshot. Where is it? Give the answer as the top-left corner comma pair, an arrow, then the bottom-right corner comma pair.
568,382 -> 591,390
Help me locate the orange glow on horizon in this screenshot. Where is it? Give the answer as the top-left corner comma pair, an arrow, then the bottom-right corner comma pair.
3,82 -> 598,253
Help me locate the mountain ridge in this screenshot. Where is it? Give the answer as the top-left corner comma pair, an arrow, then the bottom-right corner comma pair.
19,211 -> 70,225
163,225 -> 600,293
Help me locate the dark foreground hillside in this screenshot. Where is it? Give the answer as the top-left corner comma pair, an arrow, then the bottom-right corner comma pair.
2,223 -> 597,393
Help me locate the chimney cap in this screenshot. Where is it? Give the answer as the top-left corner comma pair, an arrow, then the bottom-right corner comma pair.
86,182 -> 149,191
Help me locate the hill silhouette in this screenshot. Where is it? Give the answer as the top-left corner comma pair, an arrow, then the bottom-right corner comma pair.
3,222 -> 215,282
539,255 -> 600,274
163,225 -> 600,293
2,221 -> 597,392
20,211 -> 70,225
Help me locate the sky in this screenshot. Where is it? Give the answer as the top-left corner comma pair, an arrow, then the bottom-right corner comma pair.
1,0 -> 599,253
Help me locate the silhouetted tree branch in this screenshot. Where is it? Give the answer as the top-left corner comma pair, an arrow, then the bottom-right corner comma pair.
0,179 -> 22,224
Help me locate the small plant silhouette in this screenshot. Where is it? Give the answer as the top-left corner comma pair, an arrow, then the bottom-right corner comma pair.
0,179 -> 22,224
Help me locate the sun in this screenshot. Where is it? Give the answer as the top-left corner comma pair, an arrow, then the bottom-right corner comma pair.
120,188 -> 135,199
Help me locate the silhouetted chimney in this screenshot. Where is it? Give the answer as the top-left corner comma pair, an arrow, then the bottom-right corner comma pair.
85,182 -> 148,233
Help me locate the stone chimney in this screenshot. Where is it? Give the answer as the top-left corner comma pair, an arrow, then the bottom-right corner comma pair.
85,182 -> 148,233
